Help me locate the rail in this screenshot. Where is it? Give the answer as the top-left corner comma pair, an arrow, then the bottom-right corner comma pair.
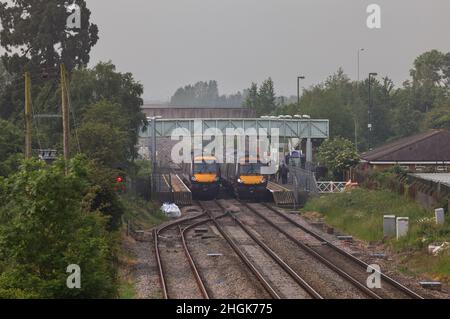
154,212 -> 208,299
260,203 -> 424,299
215,201 -> 323,299
242,202 -> 383,299
198,201 -> 281,299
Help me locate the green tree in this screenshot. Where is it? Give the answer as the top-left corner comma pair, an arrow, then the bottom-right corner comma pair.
0,0 -> 98,75
27,62 -> 145,161
316,137 -> 359,180
77,100 -> 129,166
408,50 -> 449,113
0,157 -> 116,298
244,82 -> 259,112
281,69 -> 357,141
258,78 -> 276,116
244,82 -> 259,111
0,60 -> 15,120
0,60 -> 10,94
170,80 -> 242,107
70,62 -> 145,160
85,160 -> 126,231
243,78 -> 277,116
423,100 -> 450,130
0,119 -> 22,177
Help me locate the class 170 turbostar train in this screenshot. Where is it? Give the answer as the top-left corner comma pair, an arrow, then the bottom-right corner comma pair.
187,156 -> 221,199
221,155 -> 269,201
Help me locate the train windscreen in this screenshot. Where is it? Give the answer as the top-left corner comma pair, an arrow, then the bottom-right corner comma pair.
239,163 -> 263,175
193,162 -> 217,174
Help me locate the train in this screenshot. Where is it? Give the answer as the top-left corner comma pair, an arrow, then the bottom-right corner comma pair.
187,155 -> 221,199
221,155 -> 270,201
183,153 -> 272,201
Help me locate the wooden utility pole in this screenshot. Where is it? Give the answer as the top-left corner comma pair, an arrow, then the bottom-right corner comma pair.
24,71 -> 32,159
60,64 -> 70,165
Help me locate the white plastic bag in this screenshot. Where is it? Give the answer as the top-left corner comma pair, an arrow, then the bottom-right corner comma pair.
161,203 -> 181,218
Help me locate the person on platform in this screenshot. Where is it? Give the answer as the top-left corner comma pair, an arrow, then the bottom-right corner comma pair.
278,161 -> 289,185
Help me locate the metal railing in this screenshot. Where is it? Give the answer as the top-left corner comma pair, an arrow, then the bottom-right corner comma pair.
288,164 -> 319,194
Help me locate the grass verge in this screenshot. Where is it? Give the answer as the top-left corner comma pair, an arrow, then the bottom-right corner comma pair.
302,188 -> 450,282
117,196 -> 167,299
121,195 -> 167,229
117,232 -> 138,299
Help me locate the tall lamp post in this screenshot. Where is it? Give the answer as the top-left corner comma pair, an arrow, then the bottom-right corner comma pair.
357,48 -> 365,83
368,72 -> 378,150
297,76 -> 305,107
354,48 -> 365,151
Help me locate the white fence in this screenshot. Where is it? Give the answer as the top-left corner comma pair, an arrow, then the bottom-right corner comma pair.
316,182 -> 347,193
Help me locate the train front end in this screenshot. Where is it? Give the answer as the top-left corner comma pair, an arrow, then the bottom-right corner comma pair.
234,156 -> 268,201
189,156 -> 221,199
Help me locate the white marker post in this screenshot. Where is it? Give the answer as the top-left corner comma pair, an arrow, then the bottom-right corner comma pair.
383,215 -> 396,237
396,217 -> 409,239
435,208 -> 445,225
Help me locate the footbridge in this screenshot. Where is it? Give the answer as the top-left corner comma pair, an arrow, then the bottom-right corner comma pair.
140,118 -> 329,162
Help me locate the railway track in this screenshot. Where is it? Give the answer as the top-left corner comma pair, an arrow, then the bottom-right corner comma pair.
154,213 -> 210,299
198,200 -> 323,299
241,201 -> 424,299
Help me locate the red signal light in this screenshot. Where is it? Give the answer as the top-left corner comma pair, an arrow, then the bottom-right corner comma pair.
116,177 -> 123,183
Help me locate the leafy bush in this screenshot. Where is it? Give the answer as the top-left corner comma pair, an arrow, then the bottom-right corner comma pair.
0,156 -> 118,298
316,137 -> 359,180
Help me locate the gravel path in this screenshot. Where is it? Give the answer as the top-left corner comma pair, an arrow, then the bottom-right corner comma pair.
132,237 -> 163,299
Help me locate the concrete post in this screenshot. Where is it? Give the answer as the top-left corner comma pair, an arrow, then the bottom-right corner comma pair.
396,217 -> 409,239
306,138 -> 312,163
383,215 -> 396,237
435,208 -> 445,225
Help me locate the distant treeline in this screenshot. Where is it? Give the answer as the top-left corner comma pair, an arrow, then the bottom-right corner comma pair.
170,80 -> 245,107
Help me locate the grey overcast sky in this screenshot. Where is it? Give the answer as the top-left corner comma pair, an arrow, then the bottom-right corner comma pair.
7,1 -> 450,102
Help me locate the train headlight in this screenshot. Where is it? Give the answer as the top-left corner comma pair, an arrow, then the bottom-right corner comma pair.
237,178 -> 243,184
191,176 -> 197,182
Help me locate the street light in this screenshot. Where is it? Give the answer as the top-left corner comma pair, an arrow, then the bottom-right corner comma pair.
368,72 -> 378,150
354,48 -> 365,151
297,76 -> 305,106
357,48 -> 365,83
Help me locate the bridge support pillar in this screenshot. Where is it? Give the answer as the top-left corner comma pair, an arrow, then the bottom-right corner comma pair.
306,138 -> 313,162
